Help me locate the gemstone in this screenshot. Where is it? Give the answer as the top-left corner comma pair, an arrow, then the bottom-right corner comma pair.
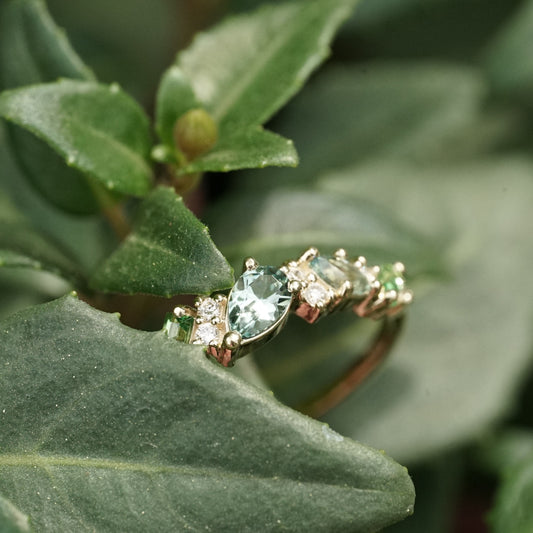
193,323 -> 220,345
330,258 -> 372,298
197,298 -> 221,320
310,256 -> 347,289
378,264 -> 406,293
163,313 -> 194,343
302,282 -> 329,307
228,266 -> 292,340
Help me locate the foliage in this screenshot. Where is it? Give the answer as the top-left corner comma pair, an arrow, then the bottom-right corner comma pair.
1,0 -> 533,531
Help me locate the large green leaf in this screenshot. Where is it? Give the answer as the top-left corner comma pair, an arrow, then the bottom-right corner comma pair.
0,123 -> 117,275
0,80 -> 153,200
0,496 -> 31,533
311,157 -> 533,464
0,190 -> 83,286
490,451 -> 533,533
237,63 -> 512,192
91,187 -> 234,296
0,295 -> 415,532
0,0 -> 95,89
0,0 -> 103,214
156,0 -> 358,173
485,0 -> 533,100
209,187 -> 443,277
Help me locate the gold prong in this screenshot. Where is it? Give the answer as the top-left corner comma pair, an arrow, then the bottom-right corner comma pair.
307,273 -> 317,283
288,280 -> 302,293
215,294 -> 225,302
356,256 -> 367,267
371,279 -> 381,291
243,257 -> 259,272
288,261 -> 299,268
393,262 -> 405,274
300,247 -> 318,262
399,290 -> 413,305
173,306 -> 186,317
334,248 -> 347,260
341,279 -> 352,297
223,331 -> 242,351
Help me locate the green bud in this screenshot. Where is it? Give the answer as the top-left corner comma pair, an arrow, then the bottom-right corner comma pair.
173,108 -> 218,161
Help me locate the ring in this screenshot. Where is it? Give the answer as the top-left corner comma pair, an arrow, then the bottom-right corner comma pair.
163,247 -> 413,416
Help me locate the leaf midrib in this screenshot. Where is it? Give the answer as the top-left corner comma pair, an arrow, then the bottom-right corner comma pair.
0,453 -> 391,494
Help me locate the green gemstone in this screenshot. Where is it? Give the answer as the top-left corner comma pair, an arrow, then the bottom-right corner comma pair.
378,264 -> 406,293
309,256 -> 347,289
163,313 -> 194,343
330,258 -> 371,298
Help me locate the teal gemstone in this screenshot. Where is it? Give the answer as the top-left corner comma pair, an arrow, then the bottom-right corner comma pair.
228,266 -> 292,340
330,258 -> 371,298
310,256 -> 347,289
163,313 -> 194,343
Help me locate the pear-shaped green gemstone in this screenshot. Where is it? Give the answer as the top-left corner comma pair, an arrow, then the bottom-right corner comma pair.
228,266 -> 292,340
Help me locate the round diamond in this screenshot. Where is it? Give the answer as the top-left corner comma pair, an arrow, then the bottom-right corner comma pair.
197,298 -> 220,320
194,323 -> 220,345
228,266 -> 292,340
302,283 -> 329,307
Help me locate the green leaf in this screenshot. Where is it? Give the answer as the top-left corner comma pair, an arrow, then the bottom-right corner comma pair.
0,496 -> 31,533
0,0 -> 95,90
154,66 -> 199,149
237,63 -> 507,192
157,0 -> 358,172
209,188 -> 442,277
0,123 -> 118,274
181,126 -> 298,174
490,452 -> 533,533
0,294 -> 415,531
478,429 -> 533,474
485,0 -> 533,99
0,80 -> 153,200
91,187 -> 234,296
0,190 -> 83,286
312,157 -> 533,464
0,0 -> 103,214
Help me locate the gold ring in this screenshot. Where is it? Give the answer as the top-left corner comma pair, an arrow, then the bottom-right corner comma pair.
163,247 -> 413,416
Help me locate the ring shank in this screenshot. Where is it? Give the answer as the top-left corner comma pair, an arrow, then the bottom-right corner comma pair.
297,314 -> 405,418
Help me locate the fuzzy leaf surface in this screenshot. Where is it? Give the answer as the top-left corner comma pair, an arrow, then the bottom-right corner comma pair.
0,0 -> 104,213
0,80 -> 153,199
91,187 -> 234,296
0,295 -> 415,532
156,0 -> 357,172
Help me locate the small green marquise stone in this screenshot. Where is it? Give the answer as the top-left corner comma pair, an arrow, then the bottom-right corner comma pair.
163,313 -> 194,343
310,256 -> 346,289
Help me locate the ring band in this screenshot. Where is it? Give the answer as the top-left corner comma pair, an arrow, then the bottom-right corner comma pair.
163,247 -> 413,415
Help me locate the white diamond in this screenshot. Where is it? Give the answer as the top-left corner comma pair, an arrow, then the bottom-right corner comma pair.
197,298 -> 220,320
193,323 -> 220,345
302,283 -> 329,307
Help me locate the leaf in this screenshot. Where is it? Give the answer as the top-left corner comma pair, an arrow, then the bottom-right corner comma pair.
91,187 -> 234,296
0,0 -> 103,214
485,0 -> 533,100
309,157 -> 533,464
0,496 -> 31,533
0,191 -> 84,286
237,63 -> 509,192
209,188 -> 443,277
490,452 -> 533,533
0,80 -> 153,200
156,0 -> 358,172
0,294 -> 415,532
181,126 -> 298,174
0,0 -> 95,90
478,429 -> 533,474
0,123 -> 118,274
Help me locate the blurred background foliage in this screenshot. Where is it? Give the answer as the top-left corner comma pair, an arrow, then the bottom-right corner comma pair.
1,0 -> 533,531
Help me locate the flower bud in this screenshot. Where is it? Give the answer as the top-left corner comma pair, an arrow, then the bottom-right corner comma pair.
173,108 -> 218,161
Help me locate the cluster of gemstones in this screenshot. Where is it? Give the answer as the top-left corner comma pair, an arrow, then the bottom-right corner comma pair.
163,248 -> 413,366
